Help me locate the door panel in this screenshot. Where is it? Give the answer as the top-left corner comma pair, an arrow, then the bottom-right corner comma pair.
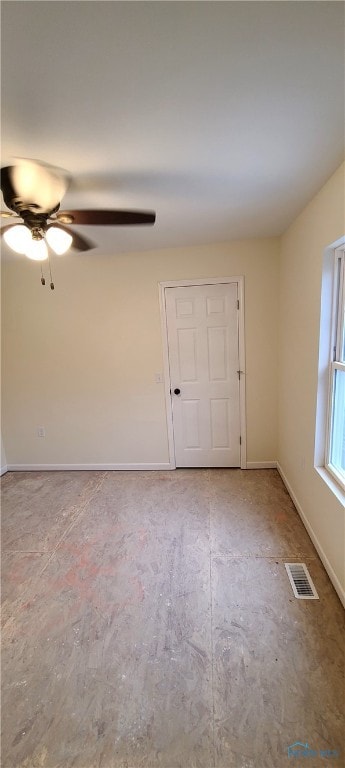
207,326 -> 228,380
165,282 -> 241,467
177,329 -> 197,381
210,399 -> 230,448
182,400 -> 201,449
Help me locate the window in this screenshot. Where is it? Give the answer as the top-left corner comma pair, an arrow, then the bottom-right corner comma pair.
326,248 -> 345,489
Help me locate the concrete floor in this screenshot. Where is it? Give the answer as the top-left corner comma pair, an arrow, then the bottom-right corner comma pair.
1,469 -> 344,768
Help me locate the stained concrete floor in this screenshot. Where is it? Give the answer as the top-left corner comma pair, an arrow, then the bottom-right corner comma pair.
1,469 -> 344,768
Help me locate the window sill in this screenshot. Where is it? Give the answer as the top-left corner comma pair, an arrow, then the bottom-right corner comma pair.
315,466 -> 345,507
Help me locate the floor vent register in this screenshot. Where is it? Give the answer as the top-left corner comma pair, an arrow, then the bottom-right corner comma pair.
285,562 -> 319,599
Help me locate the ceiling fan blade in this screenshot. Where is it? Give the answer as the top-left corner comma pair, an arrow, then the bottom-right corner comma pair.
56,209 -> 156,226
1,211 -> 17,218
46,223 -> 95,252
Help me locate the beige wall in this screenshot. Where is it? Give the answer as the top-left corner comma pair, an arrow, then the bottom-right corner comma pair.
278,162 -> 345,599
1,238 -> 279,467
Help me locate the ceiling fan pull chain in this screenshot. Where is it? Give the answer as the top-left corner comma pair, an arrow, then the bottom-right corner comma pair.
40,265 -> 46,286
48,253 -> 55,290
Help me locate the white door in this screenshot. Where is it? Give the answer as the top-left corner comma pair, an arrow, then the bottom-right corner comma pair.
165,282 -> 241,467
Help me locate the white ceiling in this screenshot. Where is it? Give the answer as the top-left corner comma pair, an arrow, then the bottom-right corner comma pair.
1,1 -> 344,256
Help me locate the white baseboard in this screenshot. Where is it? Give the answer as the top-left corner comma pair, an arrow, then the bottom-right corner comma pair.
0,464 -> 8,476
277,462 -> 345,609
246,461 -> 277,469
6,462 -> 174,472
6,462 -> 279,471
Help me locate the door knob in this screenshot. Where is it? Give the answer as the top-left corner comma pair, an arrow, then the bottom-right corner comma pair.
174,388 -> 181,395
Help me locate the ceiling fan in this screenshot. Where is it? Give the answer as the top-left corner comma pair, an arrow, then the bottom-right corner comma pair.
1,159 -> 156,287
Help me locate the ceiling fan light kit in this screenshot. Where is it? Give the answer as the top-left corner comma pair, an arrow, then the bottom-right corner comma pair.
2,224 -> 65,261
1,159 -> 156,289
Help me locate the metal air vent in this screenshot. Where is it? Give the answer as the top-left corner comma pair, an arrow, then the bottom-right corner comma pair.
285,563 -> 319,599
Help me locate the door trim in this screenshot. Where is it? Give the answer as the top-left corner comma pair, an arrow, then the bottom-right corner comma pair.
159,277 -> 247,469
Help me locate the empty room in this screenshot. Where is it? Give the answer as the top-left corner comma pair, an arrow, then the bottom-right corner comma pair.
1,2 -> 344,767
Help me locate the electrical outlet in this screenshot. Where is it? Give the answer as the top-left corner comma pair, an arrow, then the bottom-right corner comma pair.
37,427 -> 45,438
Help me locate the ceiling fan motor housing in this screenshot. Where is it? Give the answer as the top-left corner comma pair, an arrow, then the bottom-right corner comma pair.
1,166 -> 61,220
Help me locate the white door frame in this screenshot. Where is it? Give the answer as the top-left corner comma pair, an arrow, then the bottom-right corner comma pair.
159,277 -> 247,470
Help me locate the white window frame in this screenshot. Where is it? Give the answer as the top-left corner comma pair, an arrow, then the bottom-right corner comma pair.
325,247 -> 345,490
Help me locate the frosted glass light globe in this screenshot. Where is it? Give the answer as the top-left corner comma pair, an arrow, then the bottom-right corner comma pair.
46,226 -> 72,255
25,239 -> 48,261
3,225 -> 31,254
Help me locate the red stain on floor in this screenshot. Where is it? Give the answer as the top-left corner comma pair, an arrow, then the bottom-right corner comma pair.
131,575 -> 145,603
6,554 -> 44,587
274,512 -> 288,523
17,523 -> 148,635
